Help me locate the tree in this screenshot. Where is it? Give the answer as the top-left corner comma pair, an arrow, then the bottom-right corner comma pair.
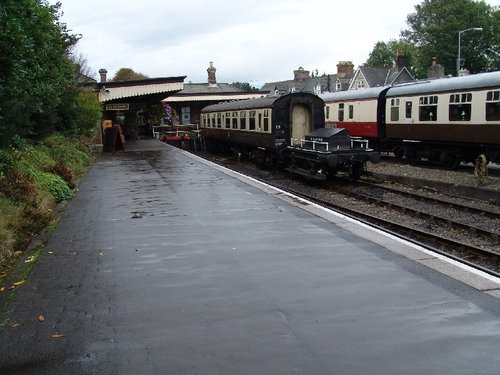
230,82 -> 259,91
365,39 -> 419,76
365,41 -> 394,68
0,0 -> 80,146
112,68 -> 149,81
401,0 -> 499,77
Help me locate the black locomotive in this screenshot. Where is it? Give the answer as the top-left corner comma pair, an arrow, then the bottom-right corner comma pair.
200,92 -> 379,181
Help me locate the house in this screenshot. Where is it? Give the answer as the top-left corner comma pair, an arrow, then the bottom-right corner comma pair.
348,52 -> 414,90
260,62 -> 355,95
260,62 -> 357,95
163,62 -> 266,126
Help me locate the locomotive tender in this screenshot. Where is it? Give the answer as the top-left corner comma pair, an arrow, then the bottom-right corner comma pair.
321,71 -> 500,168
200,92 -> 380,181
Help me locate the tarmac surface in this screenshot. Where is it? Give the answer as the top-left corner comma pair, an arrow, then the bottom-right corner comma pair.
1,140 -> 500,374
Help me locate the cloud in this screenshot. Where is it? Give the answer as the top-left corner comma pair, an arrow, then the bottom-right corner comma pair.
52,0 -> 496,86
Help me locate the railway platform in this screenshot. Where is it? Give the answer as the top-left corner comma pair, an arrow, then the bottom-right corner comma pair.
1,139 -> 500,374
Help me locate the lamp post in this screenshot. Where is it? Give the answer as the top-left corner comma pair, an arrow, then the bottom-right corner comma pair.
456,28 -> 483,76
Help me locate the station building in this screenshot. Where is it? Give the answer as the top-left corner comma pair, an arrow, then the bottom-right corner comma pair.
97,69 -> 186,140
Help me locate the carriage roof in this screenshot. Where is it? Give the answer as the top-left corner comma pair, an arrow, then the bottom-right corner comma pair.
320,87 -> 387,102
201,96 -> 278,113
386,71 -> 500,97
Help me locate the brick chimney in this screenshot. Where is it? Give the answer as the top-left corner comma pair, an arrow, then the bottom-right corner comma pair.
99,68 -> 107,83
396,51 -> 408,71
337,61 -> 354,77
293,67 -> 310,83
207,62 -> 217,86
427,57 -> 445,79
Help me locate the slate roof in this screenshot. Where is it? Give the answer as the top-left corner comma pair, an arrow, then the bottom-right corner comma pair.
201,96 -> 279,112
164,82 -> 266,102
261,71 -> 354,94
177,83 -> 244,94
351,66 -> 414,89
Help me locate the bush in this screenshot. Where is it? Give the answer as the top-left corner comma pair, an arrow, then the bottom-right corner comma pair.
20,199 -> 53,240
0,133 -> 90,261
43,134 -> 91,176
0,169 -> 38,203
0,149 -> 13,173
32,171 -> 73,202
0,196 -> 23,261
15,144 -> 55,175
9,135 -> 29,151
49,162 -> 76,189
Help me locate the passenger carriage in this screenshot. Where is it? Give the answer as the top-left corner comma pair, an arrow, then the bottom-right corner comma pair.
200,92 -> 380,181
320,71 -> 500,167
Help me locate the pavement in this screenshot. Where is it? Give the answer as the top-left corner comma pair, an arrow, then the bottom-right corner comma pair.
1,140 -> 500,374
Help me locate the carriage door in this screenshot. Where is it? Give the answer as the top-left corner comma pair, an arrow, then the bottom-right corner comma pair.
290,104 -> 312,145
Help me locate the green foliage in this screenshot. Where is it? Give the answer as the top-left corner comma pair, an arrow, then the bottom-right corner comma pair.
3,134 -> 90,205
0,197 -> 19,255
0,227 -> 15,256
0,169 -> 38,203
74,91 -> 102,136
112,68 -> 149,81
9,135 -> 28,151
365,39 -> 418,76
14,144 -> 55,175
0,0 -> 81,147
230,82 -> 259,91
19,198 -> 53,242
43,134 -> 91,176
365,41 -> 394,68
49,162 -> 76,189
401,0 -> 499,77
0,149 -> 13,173
32,170 -> 73,202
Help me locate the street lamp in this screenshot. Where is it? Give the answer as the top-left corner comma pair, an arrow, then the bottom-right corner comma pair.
456,27 -> 483,76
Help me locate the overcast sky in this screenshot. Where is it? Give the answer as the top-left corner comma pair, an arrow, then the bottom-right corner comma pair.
50,0 -> 498,87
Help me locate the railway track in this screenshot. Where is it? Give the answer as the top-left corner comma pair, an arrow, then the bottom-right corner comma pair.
198,153 -> 500,275
331,181 -> 500,252
296,181 -> 500,275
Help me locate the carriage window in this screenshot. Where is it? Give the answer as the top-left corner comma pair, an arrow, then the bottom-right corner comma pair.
216,113 -> 222,128
349,105 -> 354,120
201,114 -> 207,127
240,111 -> 247,130
419,96 -> 438,121
405,102 -> 412,119
232,112 -> 238,129
486,90 -> 500,121
449,92 -> 472,121
263,110 -> 270,132
390,98 -> 400,121
338,103 -> 345,121
249,111 -> 256,130
211,114 -> 216,127
225,112 -> 231,128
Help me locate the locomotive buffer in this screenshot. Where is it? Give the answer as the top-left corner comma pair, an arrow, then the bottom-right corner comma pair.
285,128 -> 380,182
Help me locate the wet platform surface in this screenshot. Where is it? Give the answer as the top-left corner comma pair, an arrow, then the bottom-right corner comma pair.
1,140 -> 500,374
